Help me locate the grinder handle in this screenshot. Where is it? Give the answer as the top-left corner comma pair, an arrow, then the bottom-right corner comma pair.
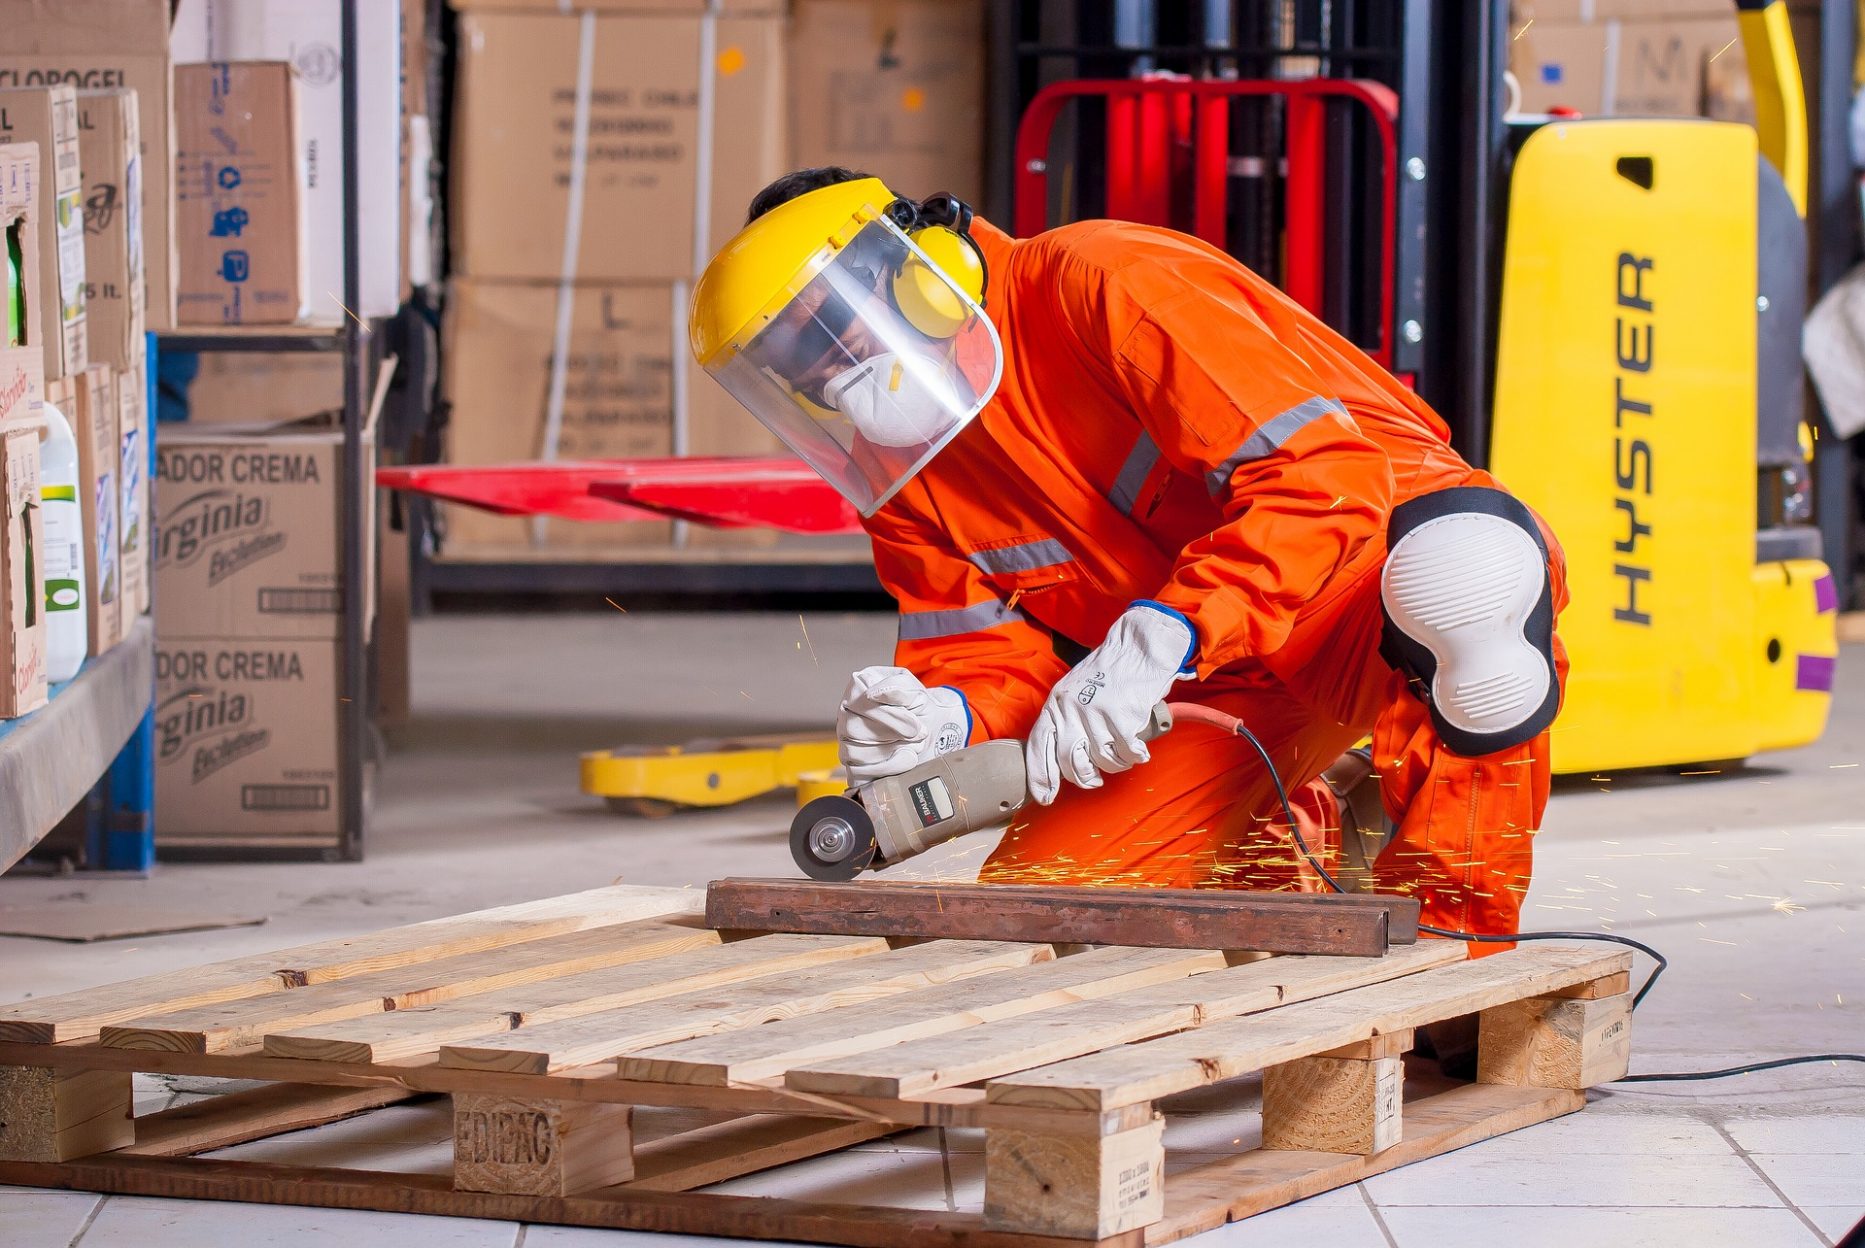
1142,702 -> 1173,742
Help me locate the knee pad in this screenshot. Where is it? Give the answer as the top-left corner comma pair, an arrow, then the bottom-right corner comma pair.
1380,486 -> 1559,757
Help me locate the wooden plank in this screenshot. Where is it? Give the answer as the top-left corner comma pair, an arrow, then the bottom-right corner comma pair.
1146,1084 -> 1584,1245
124,1085 -> 415,1157
788,941 -> 1465,1099
0,1151 -> 1138,1247
1260,1054 -> 1403,1155
0,885 -> 707,1043
624,946 -> 1224,1088
626,1115 -> 900,1192
707,879 -> 1416,956
0,1038 -> 1144,1137
263,934 -> 888,1064
454,1095 -> 634,1196
99,921 -> 723,1054
1477,993 -> 1633,1090
440,940 -> 1050,1076
987,945 -> 1632,1111
0,1066 -> 133,1161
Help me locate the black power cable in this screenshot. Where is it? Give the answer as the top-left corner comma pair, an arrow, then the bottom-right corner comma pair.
1213,715 -> 1865,1084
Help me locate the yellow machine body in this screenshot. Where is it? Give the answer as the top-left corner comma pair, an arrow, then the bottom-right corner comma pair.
581,737 -> 840,813
1490,119 -> 1835,773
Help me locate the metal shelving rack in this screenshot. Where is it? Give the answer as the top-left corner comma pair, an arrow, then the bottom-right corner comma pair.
153,0 -> 375,860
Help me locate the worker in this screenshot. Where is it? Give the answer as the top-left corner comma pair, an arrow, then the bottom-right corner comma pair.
689,168 -> 1568,945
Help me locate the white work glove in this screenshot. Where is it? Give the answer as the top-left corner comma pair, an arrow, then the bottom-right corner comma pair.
837,665 -> 971,785
1025,603 -> 1196,805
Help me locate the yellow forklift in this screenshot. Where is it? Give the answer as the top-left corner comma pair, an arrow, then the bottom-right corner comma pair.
1488,0 -> 1838,770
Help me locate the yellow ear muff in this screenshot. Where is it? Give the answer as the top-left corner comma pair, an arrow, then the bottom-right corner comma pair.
891,225 -> 986,339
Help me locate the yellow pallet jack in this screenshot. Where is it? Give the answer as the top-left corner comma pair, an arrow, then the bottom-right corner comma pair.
580,735 -> 842,816
1489,0 -> 1838,773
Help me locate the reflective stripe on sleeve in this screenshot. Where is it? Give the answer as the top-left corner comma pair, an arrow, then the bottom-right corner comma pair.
966,538 -> 1073,574
898,599 -> 1026,640
1205,396 -> 1351,494
1107,432 -> 1160,514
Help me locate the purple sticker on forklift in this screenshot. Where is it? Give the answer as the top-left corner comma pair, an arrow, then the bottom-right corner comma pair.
1796,654 -> 1836,693
1814,574 -> 1838,614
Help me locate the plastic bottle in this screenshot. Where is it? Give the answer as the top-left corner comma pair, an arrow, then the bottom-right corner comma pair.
41,399 -> 86,682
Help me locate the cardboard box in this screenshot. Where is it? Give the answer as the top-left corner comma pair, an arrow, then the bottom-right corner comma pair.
0,0 -> 177,331
0,142 -> 47,435
0,86 -> 86,380
117,362 -> 148,618
48,367 -> 121,656
154,637 -> 339,840
188,351 -> 344,426
1,425 -> 47,716
788,0 -> 985,204
1512,16 -> 1747,118
172,0 -> 403,321
154,414 -> 373,639
174,62 -> 309,325
450,12 -> 785,282
76,88 -> 146,375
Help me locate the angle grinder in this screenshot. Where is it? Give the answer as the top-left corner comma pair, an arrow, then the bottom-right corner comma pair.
790,702 -> 1175,880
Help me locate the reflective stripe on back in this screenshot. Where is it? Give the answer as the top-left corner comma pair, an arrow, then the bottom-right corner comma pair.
1206,396 -> 1350,494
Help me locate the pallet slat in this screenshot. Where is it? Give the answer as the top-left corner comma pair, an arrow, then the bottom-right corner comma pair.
99,922 -> 722,1054
440,941 -> 1053,1075
787,941 -> 1465,1098
262,934 -> 891,1064
987,945 -> 1632,1111
707,879 -> 1417,956
123,1085 -> 417,1157
624,946 -> 1225,1087
0,886 -> 705,1043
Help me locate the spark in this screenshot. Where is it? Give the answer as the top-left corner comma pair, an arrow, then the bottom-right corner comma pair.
798,615 -> 818,666
1708,36 -> 1737,62
605,597 -> 627,612
1829,763 -> 1859,770
1514,18 -> 1534,39
325,291 -> 372,333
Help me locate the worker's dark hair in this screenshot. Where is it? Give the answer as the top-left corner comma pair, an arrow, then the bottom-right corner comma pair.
747,167 -> 874,223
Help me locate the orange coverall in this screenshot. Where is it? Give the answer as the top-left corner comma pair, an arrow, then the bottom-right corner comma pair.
868,217 -> 1568,941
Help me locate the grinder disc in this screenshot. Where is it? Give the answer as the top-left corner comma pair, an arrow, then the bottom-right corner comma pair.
790,795 -> 878,881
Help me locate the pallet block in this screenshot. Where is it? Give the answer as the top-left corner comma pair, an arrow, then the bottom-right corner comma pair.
0,884 -> 1636,1244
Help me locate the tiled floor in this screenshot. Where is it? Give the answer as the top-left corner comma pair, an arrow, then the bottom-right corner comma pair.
2,613 -> 1861,1246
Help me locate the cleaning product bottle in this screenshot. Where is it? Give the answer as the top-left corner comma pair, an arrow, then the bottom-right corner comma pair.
41,398 -> 86,681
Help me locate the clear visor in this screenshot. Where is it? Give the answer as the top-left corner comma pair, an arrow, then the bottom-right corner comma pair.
704,216 -> 1003,515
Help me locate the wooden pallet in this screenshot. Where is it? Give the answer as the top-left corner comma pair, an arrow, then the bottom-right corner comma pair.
0,884 -> 1634,1245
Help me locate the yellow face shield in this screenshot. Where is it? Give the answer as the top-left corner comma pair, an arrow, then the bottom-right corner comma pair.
698,212 -> 1003,516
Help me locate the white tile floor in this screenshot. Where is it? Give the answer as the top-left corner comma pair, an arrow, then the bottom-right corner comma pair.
1,613 -> 1861,1246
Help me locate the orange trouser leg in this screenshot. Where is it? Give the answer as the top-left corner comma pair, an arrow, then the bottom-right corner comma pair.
980,677 -> 1362,892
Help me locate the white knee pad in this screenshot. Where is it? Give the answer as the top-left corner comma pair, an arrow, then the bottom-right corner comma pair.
1380,487 -> 1559,757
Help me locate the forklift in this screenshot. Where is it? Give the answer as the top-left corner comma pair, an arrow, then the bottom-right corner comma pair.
995,0 -> 1845,773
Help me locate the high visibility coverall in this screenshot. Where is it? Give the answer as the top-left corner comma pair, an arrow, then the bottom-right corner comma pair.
869,218 -> 1568,943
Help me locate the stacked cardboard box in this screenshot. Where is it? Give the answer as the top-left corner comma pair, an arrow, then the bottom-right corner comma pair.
171,0 -> 405,322
1509,0 -> 1755,122
0,0 -> 178,332
0,85 -> 87,380
172,62 -> 309,326
153,409 -> 376,847
0,142 -> 48,716
442,0 -> 985,556
77,87 -> 152,620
